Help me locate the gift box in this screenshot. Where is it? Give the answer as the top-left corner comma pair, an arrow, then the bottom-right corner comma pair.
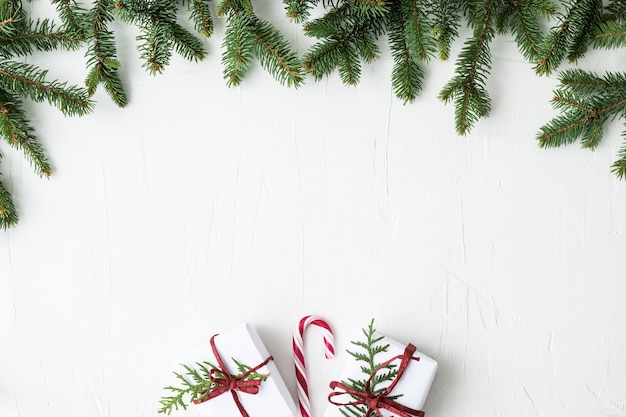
323,330 -> 437,417
174,323 -> 297,417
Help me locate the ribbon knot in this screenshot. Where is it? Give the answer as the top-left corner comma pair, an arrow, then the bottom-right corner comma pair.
193,334 -> 272,417
328,343 -> 425,417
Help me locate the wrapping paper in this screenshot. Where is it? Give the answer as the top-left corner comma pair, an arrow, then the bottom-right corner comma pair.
179,323 -> 297,417
323,332 -> 437,417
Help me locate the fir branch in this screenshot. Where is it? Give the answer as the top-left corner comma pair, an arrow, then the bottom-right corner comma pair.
222,13 -> 255,86
337,42 -> 361,85
0,61 -> 93,116
497,0 -> 556,62
429,0 -> 461,61
535,0 -> 603,75
169,20 -> 207,62
185,0 -> 214,38
302,38 -> 343,80
0,174 -> 17,230
402,0 -> 436,62
116,0 -> 207,73
605,0 -> 626,22
566,0 -> 603,62
302,1 -> 386,86
537,70 -> 626,151
50,0 -> 90,38
592,20 -> 626,49
611,132 -> 626,179
285,0 -> 320,23
439,0 -> 496,135
217,0 -> 254,17
0,19 -> 81,57
85,0 -> 128,107
0,89 -> 51,178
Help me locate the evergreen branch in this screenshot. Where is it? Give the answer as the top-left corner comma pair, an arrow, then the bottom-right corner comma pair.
498,0 -> 556,62
538,69 -> 626,152
285,0 -> 319,23
303,39 -> 343,80
0,60 -> 93,116
566,0 -> 603,62
341,320 -> 400,417
535,0 -> 603,75
0,90 -> 51,177
50,0 -> 90,38
538,93 -> 626,148
430,0 -> 461,61
593,20 -> 626,48
0,20 -> 81,57
439,0 -> 496,135
85,0 -> 127,106
389,15 -> 424,103
217,0 -> 254,17
188,0 -> 214,37
605,0 -> 626,22
249,17 -> 305,87
222,13 -> 255,86
611,132 -> 626,179
0,174 -> 17,230
337,43 -> 360,85
169,20 -> 207,62
402,0 -> 436,62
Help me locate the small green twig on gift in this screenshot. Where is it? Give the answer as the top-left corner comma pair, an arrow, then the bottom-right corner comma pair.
340,319 -> 401,417
159,361 -> 216,415
158,358 -> 270,415
232,357 -> 270,381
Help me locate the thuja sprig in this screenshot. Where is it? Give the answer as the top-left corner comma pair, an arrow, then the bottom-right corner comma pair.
159,361 -> 216,415
158,359 -> 269,415
339,319 -> 400,417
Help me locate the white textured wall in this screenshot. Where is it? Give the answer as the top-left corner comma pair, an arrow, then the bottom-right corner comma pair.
2,3 -> 626,417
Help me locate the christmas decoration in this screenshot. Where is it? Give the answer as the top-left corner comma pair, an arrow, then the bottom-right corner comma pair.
324,320 -> 437,417
293,315 -> 335,417
159,323 -> 297,417
2,1 -> 626,229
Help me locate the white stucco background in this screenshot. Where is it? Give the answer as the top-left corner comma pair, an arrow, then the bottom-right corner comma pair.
2,3 -> 626,417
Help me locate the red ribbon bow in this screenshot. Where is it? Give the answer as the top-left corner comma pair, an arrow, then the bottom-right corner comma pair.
193,334 -> 272,417
328,343 -> 425,417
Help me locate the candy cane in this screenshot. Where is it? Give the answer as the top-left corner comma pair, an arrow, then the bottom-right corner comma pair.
293,315 -> 335,417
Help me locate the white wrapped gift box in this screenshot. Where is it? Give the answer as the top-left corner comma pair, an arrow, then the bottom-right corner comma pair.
179,323 -> 297,417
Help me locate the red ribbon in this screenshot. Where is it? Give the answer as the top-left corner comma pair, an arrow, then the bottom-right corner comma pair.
328,343 -> 425,417
193,334 -> 272,417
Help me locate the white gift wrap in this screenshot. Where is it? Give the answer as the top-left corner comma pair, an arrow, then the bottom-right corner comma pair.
179,323 -> 297,417
323,333 -> 437,417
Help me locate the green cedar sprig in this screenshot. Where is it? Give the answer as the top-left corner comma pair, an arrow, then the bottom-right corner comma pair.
158,359 -> 270,415
338,319 -> 400,417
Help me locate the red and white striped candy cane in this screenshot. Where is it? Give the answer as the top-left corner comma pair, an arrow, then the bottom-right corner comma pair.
293,315 -> 335,417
